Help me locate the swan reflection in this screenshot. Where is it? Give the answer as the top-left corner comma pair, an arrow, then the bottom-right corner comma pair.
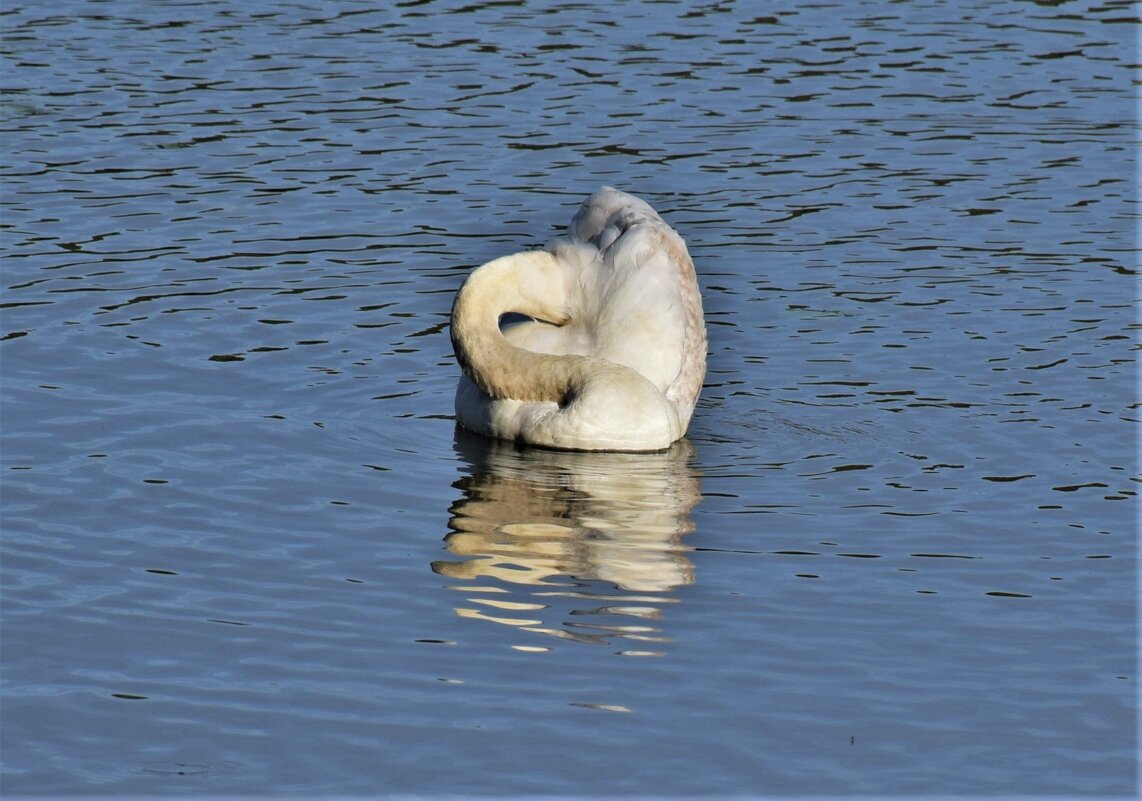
433,431 -> 702,652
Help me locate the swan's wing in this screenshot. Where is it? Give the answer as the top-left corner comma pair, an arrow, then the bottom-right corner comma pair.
570,195 -> 707,419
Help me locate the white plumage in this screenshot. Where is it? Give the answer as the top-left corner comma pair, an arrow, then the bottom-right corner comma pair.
450,187 -> 706,451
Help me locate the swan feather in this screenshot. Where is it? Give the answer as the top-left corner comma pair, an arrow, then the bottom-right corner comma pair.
450,187 -> 706,451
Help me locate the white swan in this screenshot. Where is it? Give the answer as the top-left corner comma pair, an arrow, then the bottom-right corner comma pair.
450,187 -> 706,451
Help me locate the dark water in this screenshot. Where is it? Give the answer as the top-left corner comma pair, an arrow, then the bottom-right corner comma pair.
1,0 -> 1137,797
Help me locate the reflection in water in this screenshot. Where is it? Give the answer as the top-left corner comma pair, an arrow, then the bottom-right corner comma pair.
433,431 -> 701,654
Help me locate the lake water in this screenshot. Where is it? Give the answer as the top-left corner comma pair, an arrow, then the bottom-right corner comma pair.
1,0 -> 1137,798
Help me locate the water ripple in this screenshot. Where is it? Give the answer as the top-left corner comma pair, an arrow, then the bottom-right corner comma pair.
1,0 -> 1135,796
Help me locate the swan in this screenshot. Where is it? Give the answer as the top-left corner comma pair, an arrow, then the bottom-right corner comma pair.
450,187 -> 706,451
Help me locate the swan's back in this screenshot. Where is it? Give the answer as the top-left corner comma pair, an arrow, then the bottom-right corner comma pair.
452,187 -> 707,451
559,188 -> 706,423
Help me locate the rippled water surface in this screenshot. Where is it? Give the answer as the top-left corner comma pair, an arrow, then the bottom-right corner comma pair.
1,0 -> 1137,797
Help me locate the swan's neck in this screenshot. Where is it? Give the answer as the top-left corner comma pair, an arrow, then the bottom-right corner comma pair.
451,251 -> 587,403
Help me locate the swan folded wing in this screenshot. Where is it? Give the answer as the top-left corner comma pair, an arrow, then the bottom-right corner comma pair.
594,263 -> 684,387
589,223 -> 704,407
611,216 -> 706,426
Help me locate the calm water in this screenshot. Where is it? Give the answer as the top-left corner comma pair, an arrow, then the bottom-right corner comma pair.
1,0 -> 1137,797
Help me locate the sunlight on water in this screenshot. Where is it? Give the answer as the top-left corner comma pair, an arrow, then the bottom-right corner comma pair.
435,434 -> 699,649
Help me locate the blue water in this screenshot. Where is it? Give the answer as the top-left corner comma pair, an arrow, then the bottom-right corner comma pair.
1,0 -> 1137,797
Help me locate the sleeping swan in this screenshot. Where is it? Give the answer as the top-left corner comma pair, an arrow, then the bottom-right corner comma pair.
450,187 -> 707,451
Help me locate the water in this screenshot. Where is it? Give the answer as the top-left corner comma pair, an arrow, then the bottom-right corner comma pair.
1,0 -> 1137,797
